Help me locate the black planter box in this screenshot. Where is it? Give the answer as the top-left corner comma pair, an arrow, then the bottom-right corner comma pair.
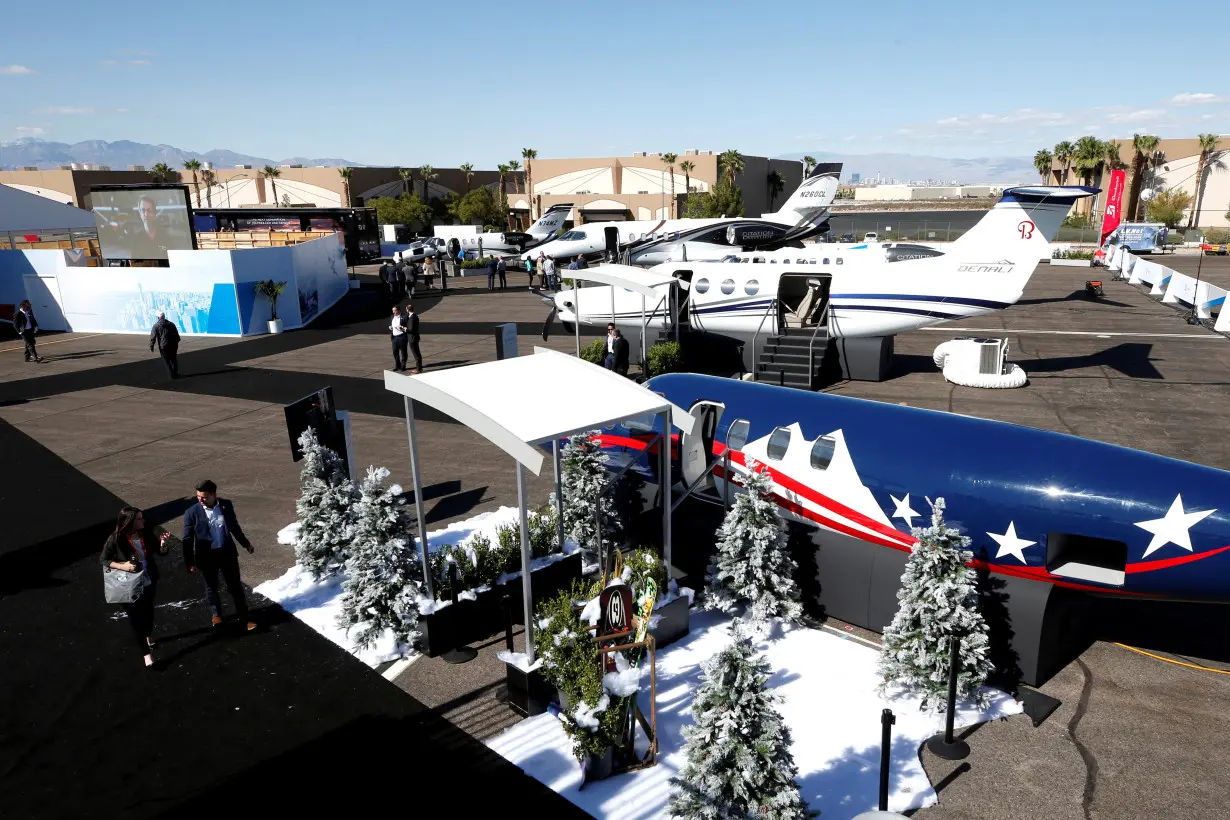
649,595 -> 691,649
505,664 -> 559,718
415,552 -> 583,657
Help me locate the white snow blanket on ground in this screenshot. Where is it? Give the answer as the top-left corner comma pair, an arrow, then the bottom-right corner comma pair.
486,610 -> 1022,819
258,507 -> 577,666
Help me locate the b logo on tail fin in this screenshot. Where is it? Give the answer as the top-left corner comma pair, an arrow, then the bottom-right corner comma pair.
1018,221 -> 1035,239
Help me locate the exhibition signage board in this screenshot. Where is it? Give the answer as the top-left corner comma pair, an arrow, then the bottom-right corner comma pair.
495,322 -> 519,360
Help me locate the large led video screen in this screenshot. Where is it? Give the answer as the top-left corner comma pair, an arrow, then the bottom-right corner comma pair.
92,186 -> 194,260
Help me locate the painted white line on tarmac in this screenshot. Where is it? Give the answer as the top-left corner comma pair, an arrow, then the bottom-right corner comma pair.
922,327 -> 1222,339
381,654 -> 420,681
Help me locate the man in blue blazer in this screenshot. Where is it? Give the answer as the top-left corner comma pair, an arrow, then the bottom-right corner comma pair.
182,479 -> 256,631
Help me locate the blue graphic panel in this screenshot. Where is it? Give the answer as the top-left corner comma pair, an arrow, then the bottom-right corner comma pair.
207,283 -> 241,334
236,281 -> 259,331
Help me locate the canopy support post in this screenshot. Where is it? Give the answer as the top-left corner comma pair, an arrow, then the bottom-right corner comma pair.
516,461 -> 535,664
403,396 -> 433,601
641,294 -> 648,377
660,408 -> 672,574
574,278 -> 580,358
553,437 -> 565,554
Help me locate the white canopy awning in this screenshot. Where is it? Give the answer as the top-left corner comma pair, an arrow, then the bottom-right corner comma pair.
383,346 -> 694,475
0,184 -> 96,233
572,264 -> 679,299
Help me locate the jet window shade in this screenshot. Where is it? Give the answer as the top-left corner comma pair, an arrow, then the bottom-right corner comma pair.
767,427 -> 791,461
810,436 -> 836,470
695,279 -> 710,294
726,419 -> 750,452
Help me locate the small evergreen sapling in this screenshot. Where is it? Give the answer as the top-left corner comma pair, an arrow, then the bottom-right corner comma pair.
706,463 -> 803,627
294,428 -> 357,580
877,497 -> 993,712
670,620 -> 814,820
551,433 -> 618,565
338,466 -> 423,650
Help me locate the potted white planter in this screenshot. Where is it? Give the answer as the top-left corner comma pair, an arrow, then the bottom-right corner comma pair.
255,279 -> 289,335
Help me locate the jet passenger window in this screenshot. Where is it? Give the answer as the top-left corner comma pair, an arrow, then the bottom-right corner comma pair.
823,258 -> 830,265
720,279 -> 736,294
810,436 -> 836,470
745,279 -> 760,295
767,427 -> 791,461
836,258 -> 843,265
726,419 -> 750,452
695,278 -> 710,294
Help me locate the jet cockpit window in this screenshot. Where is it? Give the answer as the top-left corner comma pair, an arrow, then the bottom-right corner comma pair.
810,436 -> 836,470
695,278 -> 710,294
767,427 -> 791,461
726,419 -> 750,452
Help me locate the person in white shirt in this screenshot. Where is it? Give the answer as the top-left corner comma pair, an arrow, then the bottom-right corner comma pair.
604,323 -> 617,370
391,305 -> 409,371
543,255 -> 556,290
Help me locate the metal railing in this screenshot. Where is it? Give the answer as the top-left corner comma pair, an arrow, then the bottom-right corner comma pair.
749,298 -> 781,376
806,300 -> 832,390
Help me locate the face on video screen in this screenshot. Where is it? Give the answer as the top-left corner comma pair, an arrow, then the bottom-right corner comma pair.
92,187 -> 193,260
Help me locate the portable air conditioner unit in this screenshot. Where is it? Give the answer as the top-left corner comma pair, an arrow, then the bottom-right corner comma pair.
977,338 -> 1007,375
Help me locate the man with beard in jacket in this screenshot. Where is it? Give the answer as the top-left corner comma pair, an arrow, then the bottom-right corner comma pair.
149,310 -> 182,378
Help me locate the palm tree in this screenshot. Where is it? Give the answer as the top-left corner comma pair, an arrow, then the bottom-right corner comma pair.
201,168 -> 216,207
679,160 -> 695,197
1053,140 -> 1075,185
1104,141 -> 1127,171
261,165 -> 281,206
459,162 -> 474,193
661,152 -> 678,217
521,148 -> 537,217
419,164 -> 437,201
1033,149 -> 1053,183
718,149 -> 745,187
802,155 -> 817,176
150,162 -> 175,183
1188,133 -> 1225,230
1073,136 -> 1105,187
507,159 -> 521,194
766,170 -> 785,211
398,167 -> 413,198
497,163 -> 511,227
338,167 -> 353,207
1127,134 -> 1159,221
182,159 -> 202,206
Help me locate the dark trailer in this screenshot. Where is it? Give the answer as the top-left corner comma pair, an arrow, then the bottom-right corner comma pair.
193,207 -> 379,265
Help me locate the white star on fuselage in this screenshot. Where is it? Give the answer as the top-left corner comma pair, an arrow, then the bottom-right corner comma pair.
1135,494 -> 1216,558
987,522 -> 1036,564
890,494 -> 920,528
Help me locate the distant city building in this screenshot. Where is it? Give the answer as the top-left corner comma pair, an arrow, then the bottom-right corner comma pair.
850,173 -> 861,184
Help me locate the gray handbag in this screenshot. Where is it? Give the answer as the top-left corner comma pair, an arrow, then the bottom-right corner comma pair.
104,566 -> 149,604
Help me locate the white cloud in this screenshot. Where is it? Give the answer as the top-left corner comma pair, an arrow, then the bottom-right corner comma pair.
15,125 -> 46,136
100,58 -> 150,67
793,134 -> 824,143
1171,92 -> 1226,106
113,107 -> 130,113
842,135 -> 857,142
34,106 -> 94,115
1107,108 -> 1168,124
0,64 -> 35,75
127,59 -> 151,66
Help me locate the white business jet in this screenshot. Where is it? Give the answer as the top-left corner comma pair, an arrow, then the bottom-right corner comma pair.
524,167 -> 840,266
452,203 -> 573,259
543,185 -> 1097,347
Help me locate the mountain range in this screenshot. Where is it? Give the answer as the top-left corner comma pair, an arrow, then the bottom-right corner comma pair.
0,138 -> 361,171
780,151 -> 1037,185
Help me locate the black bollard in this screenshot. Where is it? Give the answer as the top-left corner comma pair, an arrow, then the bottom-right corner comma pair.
879,708 -> 895,811
441,562 -> 477,665
503,592 -> 515,654
925,635 -> 971,760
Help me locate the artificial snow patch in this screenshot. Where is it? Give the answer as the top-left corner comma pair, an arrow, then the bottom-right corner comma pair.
602,653 -> 644,697
486,609 -> 1022,818
571,693 -> 610,731
254,563 -> 410,667
276,522 -> 299,546
579,594 -> 602,626
498,650 -> 542,674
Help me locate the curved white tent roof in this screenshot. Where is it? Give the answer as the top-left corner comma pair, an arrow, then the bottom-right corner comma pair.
383,346 -> 694,475
0,185 -> 96,233
570,264 -> 679,299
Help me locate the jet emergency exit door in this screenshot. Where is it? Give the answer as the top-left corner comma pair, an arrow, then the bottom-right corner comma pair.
680,401 -> 723,492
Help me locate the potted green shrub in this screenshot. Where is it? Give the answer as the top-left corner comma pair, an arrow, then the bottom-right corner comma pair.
255,279 -> 289,333
646,340 -> 682,376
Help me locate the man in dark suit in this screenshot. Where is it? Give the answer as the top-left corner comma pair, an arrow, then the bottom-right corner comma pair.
13,299 -> 44,363
611,328 -> 630,376
390,304 -> 409,371
378,260 -> 396,303
486,256 -> 498,290
393,261 -> 408,301
148,310 -> 181,378
405,301 -> 423,374
182,479 -> 256,631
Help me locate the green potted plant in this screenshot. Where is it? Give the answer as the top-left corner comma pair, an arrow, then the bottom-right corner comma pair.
255,279 -> 289,334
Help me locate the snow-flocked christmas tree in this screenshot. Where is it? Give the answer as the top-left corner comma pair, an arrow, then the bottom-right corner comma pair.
337,466 -> 423,650
670,620 -> 814,820
294,427 -> 357,581
877,497 -> 993,712
705,463 -> 802,627
551,432 -> 617,566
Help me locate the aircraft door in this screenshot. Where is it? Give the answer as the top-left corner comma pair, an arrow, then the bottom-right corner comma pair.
680,401 -> 723,491
604,226 -> 620,258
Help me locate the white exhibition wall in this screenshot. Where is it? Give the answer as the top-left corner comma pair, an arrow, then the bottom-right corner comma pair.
0,235 -> 348,336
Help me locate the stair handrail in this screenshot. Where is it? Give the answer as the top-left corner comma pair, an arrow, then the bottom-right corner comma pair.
806,299 -> 831,390
750,298 -> 780,377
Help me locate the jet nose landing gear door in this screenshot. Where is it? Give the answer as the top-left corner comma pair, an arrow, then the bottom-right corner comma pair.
680,401 -> 724,493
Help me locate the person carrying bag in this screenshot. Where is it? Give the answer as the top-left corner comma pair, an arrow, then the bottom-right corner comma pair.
102,507 -> 170,667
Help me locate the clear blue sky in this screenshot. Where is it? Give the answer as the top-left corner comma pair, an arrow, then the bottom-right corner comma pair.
1,0 -> 1225,165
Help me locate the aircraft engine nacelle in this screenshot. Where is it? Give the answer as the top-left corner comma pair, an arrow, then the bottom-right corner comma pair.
884,243 -> 945,263
725,224 -> 791,248
501,232 -> 533,247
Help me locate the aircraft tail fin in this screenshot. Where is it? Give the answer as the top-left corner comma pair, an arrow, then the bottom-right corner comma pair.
767,163 -> 842,227
526,203 -> 572,239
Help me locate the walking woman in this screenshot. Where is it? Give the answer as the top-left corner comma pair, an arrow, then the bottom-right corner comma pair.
102,507 -> 170,667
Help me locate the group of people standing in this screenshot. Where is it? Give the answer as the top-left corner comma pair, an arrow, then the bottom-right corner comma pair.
482,252 -> 588,292
102,479 -> 256,668
378,256 -> 440,304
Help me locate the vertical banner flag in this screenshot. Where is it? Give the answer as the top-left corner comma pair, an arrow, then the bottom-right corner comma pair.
1096,169 -> 1126,260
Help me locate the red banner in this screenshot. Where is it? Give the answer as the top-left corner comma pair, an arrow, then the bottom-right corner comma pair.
1096,169 -> 1126,258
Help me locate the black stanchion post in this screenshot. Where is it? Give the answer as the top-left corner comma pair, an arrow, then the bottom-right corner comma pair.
879,708 -> 895,811
442,562 -> 477,665
504,592 -> 515,653
926,635 -> 970,760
